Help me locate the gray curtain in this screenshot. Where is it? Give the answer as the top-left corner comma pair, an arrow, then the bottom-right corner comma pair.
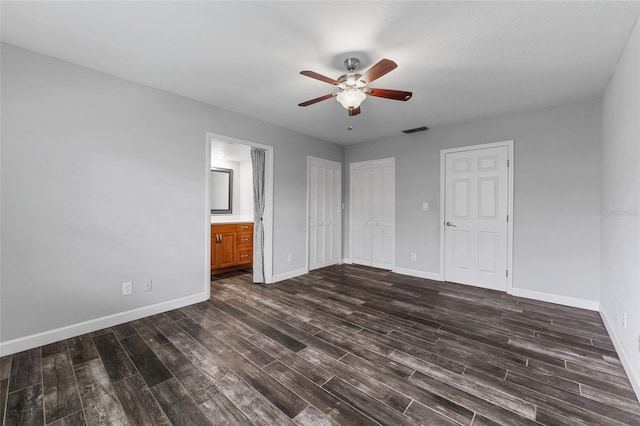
251,148 -> 266,283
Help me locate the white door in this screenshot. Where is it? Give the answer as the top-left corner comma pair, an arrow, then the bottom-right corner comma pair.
444,146 -> 509,290
308,157 -> 341,270
351,158 -> 395,269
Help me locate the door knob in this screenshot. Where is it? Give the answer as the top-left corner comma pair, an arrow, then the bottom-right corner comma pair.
446,221 -> 456,227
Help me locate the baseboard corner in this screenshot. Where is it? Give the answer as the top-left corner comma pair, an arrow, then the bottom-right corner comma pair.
600,309 -> 640,402
508,287 -> 599,311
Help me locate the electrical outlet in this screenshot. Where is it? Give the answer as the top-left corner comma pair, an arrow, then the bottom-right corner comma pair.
411,252 -> 417,261
144,280 -> 152,292
622,312 -> 627,329
122,281 -> 132,296
287,253 -> 292,262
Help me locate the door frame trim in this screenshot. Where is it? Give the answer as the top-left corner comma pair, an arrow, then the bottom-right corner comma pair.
207,132 -> 274,283
306,156 -> 343,271
439,140 -> 514,292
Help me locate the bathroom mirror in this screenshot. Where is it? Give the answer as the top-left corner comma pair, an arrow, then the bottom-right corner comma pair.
210,167 -> 233,214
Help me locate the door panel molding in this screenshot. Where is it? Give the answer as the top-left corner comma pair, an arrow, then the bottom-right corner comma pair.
350,158 -> 395,269
439,140 -> 514,293
307,156 -> 342,271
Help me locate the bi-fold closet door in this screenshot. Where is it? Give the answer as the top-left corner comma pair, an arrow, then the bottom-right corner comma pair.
350,158 -> 395,269
308,157 -> 342,270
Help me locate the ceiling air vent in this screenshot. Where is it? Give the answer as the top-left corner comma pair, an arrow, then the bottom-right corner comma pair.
402,126 -> 429,134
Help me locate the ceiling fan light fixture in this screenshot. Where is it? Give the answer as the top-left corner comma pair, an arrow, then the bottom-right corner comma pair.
336,89 -> 366,110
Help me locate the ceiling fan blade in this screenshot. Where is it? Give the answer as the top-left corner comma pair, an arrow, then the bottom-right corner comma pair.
298,93 -> 335,107
366,88 -> 413,101
360,59 -> 397,84
300,70 -> 338,85
348,107 -> 361,116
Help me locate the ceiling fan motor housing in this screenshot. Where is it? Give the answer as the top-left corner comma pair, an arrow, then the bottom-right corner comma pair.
344,57 -> 360,72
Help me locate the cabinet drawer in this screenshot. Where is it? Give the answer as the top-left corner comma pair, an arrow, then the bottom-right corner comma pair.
237,232 -> 253,247
212,224 -> 237,234
237,223 -> 253,232
238,248 -> 253,264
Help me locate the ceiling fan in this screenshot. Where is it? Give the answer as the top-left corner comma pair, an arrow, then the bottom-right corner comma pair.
298,58 -> 412,116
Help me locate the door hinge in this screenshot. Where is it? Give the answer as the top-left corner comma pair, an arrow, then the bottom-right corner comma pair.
506,214 -> 509,223
506,269 -> 509,277
507,159 -> 510,167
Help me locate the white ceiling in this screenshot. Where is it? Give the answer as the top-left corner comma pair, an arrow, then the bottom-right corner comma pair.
2,1 -> 638,145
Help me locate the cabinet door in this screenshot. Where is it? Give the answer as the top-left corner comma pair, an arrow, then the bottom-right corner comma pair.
218,231 -> 237,268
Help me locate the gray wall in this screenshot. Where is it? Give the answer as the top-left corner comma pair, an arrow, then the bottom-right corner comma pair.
600,20 -> 640,392
345,99 -> 602,302
0,44 -> 342,343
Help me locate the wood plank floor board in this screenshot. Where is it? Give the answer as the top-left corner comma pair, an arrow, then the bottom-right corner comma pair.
178,317 -> 308,419
152,342 -> 216,405
293,405 -> 341,426
409,371 -> 541,426
337,352 -> 475,424
314,330 -> 415,379
0,357 -> 11,383
152,340 -> 255,425
403,400 -> 464,426
147,313 -> 183,337
321,376 -> 419,426
41,342 -> 68,359
166,331 -> 294,425
130,318 -> 170,351
66,336 -> 99,367
46,410 -> 85,426
119,334 -> 172,388
218,296 -> 348,360
112,374 -> 170,425
111,323 -> 137,340
470,413 -> 503,426
524,358 -> 635,399
506,371 -> 640,425
8,349 -> 42,393
182,303 -> 278,368
264,360 -> 379,426
357,329 -> 467,375
73,358 -> 130,426
91,333 -> 137,383
5,384 -> 44,425
150,377 -> 211,425
3,265 -> 640,425
0,379 -> 8,425
209,298 -> 307,352
580,384 -> 640,415
41,352 -> 82,423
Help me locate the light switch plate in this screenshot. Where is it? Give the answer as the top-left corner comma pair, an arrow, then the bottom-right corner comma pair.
422,202 -> 429,211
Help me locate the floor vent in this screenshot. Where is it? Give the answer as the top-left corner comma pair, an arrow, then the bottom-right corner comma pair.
402,126 -> 429,134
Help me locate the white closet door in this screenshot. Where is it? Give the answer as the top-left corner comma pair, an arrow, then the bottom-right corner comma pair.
308,157 -> 341,270
350,158 -> 395,269
371,159 -> 395,269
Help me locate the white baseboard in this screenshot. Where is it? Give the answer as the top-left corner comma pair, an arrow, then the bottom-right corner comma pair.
392,267 -> 443,281
342,258 -> 352,264
0,292 -> 208,356
509,287 -> 599,311
271,267 -> 308,283
600,309 -> 640,401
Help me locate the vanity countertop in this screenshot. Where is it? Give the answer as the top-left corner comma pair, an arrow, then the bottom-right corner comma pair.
211,216 -> 253,224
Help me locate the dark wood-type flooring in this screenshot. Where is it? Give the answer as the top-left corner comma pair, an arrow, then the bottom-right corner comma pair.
2,264 -> 639,425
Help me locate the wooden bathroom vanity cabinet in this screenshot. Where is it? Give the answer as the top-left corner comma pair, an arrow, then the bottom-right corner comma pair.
211,222 -> 253,274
